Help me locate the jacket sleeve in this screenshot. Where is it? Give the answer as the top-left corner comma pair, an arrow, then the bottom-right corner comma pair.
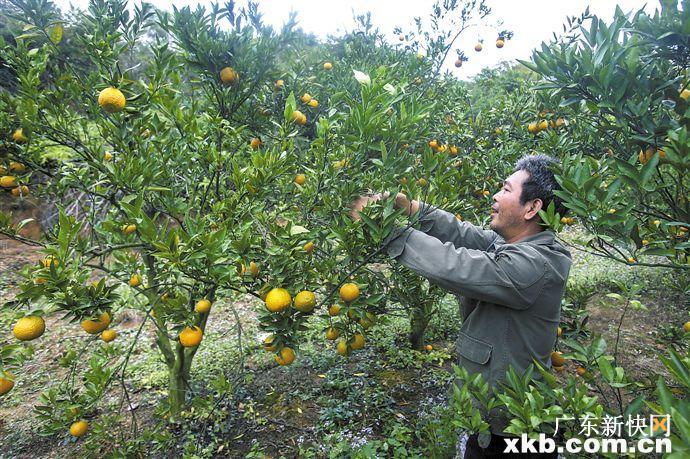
385,227 -> 547,309
416,203 -> 500,250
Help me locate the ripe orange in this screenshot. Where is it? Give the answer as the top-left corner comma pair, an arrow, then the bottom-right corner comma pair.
294,290 -> 316,312
551,351 -> 565,367
0,371 -> 14,396
351,333 -> 365,350
308,99 -> 319,108
454,59 -> 462,68
98,87 -> 126,113
417,178 -> 428,187
496,39 -> 504,48
219,66 -> 239,84
9,161 -> 25,172
680,88 -> 689,100
300,93 -> 312,104
325,327 -> 340,340
275,79 -> 284,90
265,288 -> 292,312
323,62 -> 333,70
11,186 -> 29,197
195,299 -> 212,314
328,304 -> 341,316
104,151 -> 113,161
576,366 -> 586,376
13,316 -> 45,341
101,329 -> 117,342
336,339 -> 350,356
129,273 -> 142,287
303,241 -> 314,253
429,140 -> 438,149
122,224 -> 137,234
538,120 -> 549,131
0,176 -> 18,188
474,43 -> 483,52
292,110 -> 307,125
683,321 -> 690,333
179,326 -> 203,347
250,137 -> 262,149
249,261 -> 259,277
70,420 -> 89,437
82,312 -> 111,334
527,122 -> 538,134
339,283 -> 360,303
263,335 -> 278,351
275,347 -> 295,365
425,344 -> 433,351
295,174 -> 306,185
41,256 -> 58,268
557,326 -> 562,337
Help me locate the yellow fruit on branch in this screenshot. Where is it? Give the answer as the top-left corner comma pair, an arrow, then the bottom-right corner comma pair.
41,256 -> 59,268
129,274 -> 142,287
425,344 -> 433,351
416,178 -> 428,187
195,299 -> 212,314
336,339 -> 350,356
275,347 -> 295,365
219,66 -> 239,85
303,241 -> 314,253
263,335 -> 278,351
265,288 -> 292,312
527,123 -> 538,134
104,151 -> 113,161
11,186 -> 29,197
300,93 -> 312,104
538,120 -> 548,131
12,128 -> 28,143
328,304 -> 341,316
275,79 -> 284,90
683,321 -> 690,333
496,38 -> 505,48
70,420 -> 89,437
339,283 -> 360,303
294,290 -> 316,312
326,327 -> 340,340
550,351 -> 566,367
82,312 -> 111,335
308,99 -> 319,108
454,59 -> 462,68
249,261 -> 259,277
576,366 -> 586,376
350,333 -> 365,350
557,326 -> 562,337
0,175 -> 17,188
98,87 -> 126,113
0,371 -> 15,396
323,62 -> 333,70
101,329 -> 117,342
13,316 -> 45,341
250,137 -> 262,150
122,224 -> 137,234
292,110 -> 307,125
179,326 -> 203,347
9,161 -> 25,172
474,43 -> 483,52
295,174 -> 307,185
680,88 -> 689,100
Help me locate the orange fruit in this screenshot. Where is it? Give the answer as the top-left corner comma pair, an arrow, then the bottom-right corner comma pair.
82,312 -> 111,334
294,290 -> 316,312
104,151 -> 113,161
249,261 -> 259,277
308,99 -> 318,108
122,224 -> 137,234
263,335 -> 277,352
9,161 -> 25,172
323,62 -> 333,70
195,299 -> 212,314
425,344 -> 433,351
576,366 -> 586,376
454,59 -> 462,68
12,316 -> 45,341
11,186 -> 29,197
527,122 -> 538,134
250,137 -> 261,150
336,339 -> 350,356
416,178 -> 428,187
0,371 -> 15,396
339,283 -> 360,303
328,304 -> 341,316
683,321 -> 690,333
474,43 -> 483,52
551,351 -> 565,367
70,420 -> 89,437
300,93 -> 312,103
101,329 -> 117,342
275,79 -> 284,90
496,39 -> 504,48
350,333 -> 365,350
325,327 -> 340,340
129,274 -> 142,287
557,326 -> 562,337
219,66 -> 238,84
265,288 -> 292,312
179,326 -> 203,347
0,176 -> 17,188
303,241 -> 314,253
295,174 -> 306,185
12,128 -> 27,143
275,347 -> 295,365
98,87 -> 126,113
538,120 -> 548,131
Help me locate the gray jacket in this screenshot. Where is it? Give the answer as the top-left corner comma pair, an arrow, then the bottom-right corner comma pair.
386,204 -> 572,434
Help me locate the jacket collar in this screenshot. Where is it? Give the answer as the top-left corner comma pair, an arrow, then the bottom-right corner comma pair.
489,230 -> 555,251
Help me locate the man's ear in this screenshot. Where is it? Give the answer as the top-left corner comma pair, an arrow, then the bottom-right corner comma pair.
525,199 -> 543,220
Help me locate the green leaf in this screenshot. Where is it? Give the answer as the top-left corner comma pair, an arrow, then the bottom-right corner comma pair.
49,24 -> 63,44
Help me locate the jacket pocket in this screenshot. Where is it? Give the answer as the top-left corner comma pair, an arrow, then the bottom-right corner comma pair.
458,331 -> 493,365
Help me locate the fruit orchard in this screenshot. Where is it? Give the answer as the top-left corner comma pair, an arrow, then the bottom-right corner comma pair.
0,0 -> 689,457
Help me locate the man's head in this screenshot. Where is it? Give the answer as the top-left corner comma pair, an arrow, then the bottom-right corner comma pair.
490,154 -> 564,242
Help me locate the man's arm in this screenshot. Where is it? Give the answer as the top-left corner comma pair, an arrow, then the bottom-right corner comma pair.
386,227 -> 547,309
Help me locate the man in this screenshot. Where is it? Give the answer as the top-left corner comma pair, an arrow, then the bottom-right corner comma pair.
352,154 -> 572,458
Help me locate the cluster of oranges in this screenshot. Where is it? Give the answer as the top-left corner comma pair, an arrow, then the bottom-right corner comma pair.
527,116 -> 566,134
261,282 -> 367,365
638,146 -> 665,165
428,139 -> 459,156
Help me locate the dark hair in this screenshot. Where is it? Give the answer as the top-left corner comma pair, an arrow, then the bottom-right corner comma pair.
513,154 -> 566,218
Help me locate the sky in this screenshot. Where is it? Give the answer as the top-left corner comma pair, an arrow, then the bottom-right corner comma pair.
54,0 -> 660,79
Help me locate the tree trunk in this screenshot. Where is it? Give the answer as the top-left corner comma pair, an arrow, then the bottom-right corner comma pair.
409,307 -> 430,350
168,355 -> 190,414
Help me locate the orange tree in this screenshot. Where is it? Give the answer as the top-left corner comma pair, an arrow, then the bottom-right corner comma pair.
521,4 -> 690,272
0,0 -> 523,441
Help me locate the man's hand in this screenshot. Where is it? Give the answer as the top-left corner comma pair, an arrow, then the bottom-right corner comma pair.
349,192 -> 419,220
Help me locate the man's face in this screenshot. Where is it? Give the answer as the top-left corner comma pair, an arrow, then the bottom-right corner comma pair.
489,170 -> 533,237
